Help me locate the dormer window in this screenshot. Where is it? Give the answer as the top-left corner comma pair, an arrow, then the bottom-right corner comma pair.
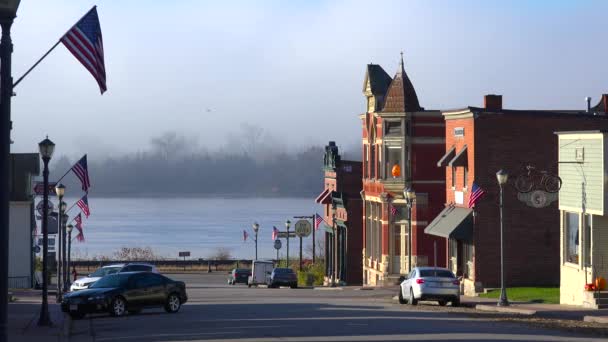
385,120 -> 401,135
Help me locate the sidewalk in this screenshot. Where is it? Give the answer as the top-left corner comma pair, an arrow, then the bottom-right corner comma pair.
462,295 -> 608,322
8,290 -> 66,342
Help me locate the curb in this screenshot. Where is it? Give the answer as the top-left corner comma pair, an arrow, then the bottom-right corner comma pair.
584,316 -> 608,324
475,304 -> 536,316
314,287 -> 344,291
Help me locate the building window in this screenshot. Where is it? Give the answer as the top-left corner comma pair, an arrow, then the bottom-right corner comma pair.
370,144 -> 376,179
565,212 -> 580,265
463,167 -> 468,189
386,146 -> 402,179
451,167 -> 456,188
463,241 -> 474,278
366,202 -> 372,258
385,120 -> 401,135
584,214 -> 591,267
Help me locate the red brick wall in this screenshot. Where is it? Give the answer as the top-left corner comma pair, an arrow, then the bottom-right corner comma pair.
466,113 -> 608,287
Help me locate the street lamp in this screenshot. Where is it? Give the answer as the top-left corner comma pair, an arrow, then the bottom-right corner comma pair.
252,222 -> 260,260
285,220 -> 291,266
0,2 -> 21,337
403,187 -> 416,273
55,184 -> 65,301
38,136 -> 54,327
496,169 -> 509,307
66,224 -> 73,289
61,212 -> 68,294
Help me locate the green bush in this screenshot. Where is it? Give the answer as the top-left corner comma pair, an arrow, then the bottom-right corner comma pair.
297,263 -> 325,286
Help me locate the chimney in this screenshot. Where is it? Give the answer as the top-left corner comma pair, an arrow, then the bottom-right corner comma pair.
585,97 -> 591,112
600,94 -> 608,113
484,94 -> 502,111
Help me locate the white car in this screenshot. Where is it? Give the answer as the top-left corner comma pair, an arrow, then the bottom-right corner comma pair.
70,263 -> 159,292
398,267 -> 460,307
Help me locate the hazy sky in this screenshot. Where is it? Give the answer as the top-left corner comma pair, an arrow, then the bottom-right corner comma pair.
10,0 -> 608,157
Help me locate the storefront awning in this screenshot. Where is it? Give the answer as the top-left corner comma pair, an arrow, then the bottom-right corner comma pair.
315,188 -> 332,204
448,145 -> 468,167
424,206 -> 473,241
437,146 -> 456,167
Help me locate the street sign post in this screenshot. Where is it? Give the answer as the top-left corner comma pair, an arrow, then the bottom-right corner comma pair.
178,251 -> 190,270
277,232 -> 296,239
274,239 -> 282,261
294,220 -> 312,237
294,220 -> 312,271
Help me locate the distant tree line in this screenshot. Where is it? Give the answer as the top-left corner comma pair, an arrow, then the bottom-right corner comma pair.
50,126 -> 361,197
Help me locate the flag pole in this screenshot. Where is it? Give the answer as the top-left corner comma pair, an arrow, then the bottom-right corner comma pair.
65,200 -> 79,215
12,41 -> 61,89
12,6 -> 97,89
55,167 -> 72,184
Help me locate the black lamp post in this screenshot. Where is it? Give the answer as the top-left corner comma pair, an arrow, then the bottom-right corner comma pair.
403,187 -> 416,273
54,184 -> 65,301
496,169 -> 509,307
252,222 -> 260,260
38,137 -> 55,327
61,212 -> 68,293
285,220 -> 291,266
66,224 -> 73,289
0,1 -> 20,340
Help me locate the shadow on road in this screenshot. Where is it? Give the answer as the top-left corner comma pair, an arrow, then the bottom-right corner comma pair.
82,302 -> 602,342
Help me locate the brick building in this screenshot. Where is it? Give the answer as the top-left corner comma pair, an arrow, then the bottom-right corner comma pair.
315,142 -> 362,285
360,57 -> 447,286
425,95 -> 608,295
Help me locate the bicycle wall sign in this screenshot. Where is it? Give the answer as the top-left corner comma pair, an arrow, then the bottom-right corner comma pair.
514,165 -> 561,208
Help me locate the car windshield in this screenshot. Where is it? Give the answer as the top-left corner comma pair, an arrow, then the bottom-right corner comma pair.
235,269 -> 249,274
274,268 -> 294,274
90,266 -> 122,277
419,270 -> 455,278
89,273 -> 130,288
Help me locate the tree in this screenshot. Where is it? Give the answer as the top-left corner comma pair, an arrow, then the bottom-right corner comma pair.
113,247 -> 158,261
210,247 -> 232,260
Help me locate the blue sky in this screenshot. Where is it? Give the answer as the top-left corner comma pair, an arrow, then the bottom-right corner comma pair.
10,0 -> 608,157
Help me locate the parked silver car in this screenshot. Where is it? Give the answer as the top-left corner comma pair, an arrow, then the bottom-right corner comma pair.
398,267 -> 460,306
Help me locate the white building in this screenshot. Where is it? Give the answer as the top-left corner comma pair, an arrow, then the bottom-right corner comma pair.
9,153 -> 39,288
557,131 -> 608,308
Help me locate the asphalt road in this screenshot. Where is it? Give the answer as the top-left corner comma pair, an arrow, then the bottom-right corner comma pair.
64,273 -> 605,342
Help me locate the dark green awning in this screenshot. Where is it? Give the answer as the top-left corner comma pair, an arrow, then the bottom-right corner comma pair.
424,206 -> 473,241
448,145 -> 468,167
437,146 -> 456,167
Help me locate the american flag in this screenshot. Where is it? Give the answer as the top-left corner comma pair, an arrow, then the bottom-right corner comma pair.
74,213 -> 85,242
60,6 -> 107,94
71,155 -> 91,193
314,213 -> 324,230
390,205 -> 399,216
77,194 -> 91,218
468,182 -> 486,208
272,226 -> 279,240
243,230 -> 249,242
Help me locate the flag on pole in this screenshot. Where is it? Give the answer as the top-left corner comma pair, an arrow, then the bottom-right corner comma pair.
243,230 -> 249,242
74,213 -> 85,242
60,6 -> 107,94
390,205 -> 399,216
468,182 -> 486,208
70,155 -> 91,192
272,226 -> 279,240
76,194 -> 91,218
314,213 -> 324,230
